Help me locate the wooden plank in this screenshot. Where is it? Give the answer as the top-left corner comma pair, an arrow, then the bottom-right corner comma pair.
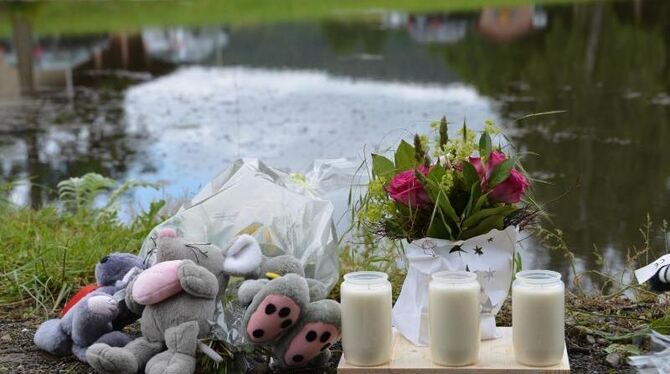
337,327 -> 570,373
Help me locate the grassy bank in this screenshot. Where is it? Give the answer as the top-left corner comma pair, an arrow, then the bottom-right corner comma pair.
0,176 -> 165,314
1,0 -> 594,37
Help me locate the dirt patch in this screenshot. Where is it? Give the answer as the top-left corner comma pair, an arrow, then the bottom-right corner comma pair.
0,317 -> 91,374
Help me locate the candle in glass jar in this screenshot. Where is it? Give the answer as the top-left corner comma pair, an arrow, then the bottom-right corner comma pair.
512,270 -> 565,366
429,271 -> 480,366
341,271 -> 393,366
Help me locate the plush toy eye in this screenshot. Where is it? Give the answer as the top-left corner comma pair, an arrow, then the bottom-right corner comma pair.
100,255 -> 110,264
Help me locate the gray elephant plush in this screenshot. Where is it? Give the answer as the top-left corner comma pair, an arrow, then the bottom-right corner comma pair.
86,228 -> 263,374
238,255 -> 341,368
33,253 -> 145,362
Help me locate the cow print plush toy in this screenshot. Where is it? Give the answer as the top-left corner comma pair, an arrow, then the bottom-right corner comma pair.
649,264 -> 670,292
238,255 -> 341,368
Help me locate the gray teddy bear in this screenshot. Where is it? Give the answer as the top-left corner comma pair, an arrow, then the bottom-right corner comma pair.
238,255 -> 342,368
33,253 -> 145,362
86,228 -> 263,374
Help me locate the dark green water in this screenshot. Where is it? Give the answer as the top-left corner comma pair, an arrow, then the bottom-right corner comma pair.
1,0 -> 669,282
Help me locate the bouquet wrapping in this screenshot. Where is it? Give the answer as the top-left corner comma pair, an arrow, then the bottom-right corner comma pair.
393,226 -> 516,345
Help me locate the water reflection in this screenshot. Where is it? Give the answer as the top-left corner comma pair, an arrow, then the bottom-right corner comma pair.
142,27 -> 229,64
122,66 -> 496,196
1,0 -> 669,281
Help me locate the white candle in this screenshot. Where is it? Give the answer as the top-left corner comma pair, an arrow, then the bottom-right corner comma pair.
429,271 -> 480,366
512,270 -> 565,366
341,271 -> 393,366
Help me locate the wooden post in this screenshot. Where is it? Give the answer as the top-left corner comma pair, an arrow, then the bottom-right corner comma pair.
11,12 -> 34,95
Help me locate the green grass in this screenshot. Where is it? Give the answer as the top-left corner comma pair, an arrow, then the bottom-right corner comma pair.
0,204 -> 162,315
1,0 -> 596,37
0,175 -> 165,316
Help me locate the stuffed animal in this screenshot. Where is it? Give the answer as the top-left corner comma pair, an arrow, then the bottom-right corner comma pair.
649,266 -> 670,292
86,228 -> 263,374
635,255 -> 670,293
238,255 -> 341,368
33,253 -> 145,362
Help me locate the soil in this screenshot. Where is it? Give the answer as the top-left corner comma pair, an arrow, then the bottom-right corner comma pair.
0,301 -> 639,373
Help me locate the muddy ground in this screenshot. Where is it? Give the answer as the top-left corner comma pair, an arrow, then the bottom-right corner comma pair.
0,301 -> 636,374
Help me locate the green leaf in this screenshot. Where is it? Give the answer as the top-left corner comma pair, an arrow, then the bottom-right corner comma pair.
473,193 -> 489,212
514,252 -> 523,273
479,132 -> 492,159
463,205 -> 518,228
651,314 -> 670,334
435,190 -> 459,225
488,158 -> 515,187
427,206 -> 453,240
461,214 -> 504,239
428,163 -> 446,183
604,343 -> 640,356
394,140 -> 417,171
463,182 -> 481,219
461,161 -> 480,188
415,169 -> 459,226
371,154 -> 395,179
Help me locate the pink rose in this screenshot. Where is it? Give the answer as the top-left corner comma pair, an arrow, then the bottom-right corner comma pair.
386,165 -> 431,207
488,169 -> 530,204
468,151 -> 529,204
469,151 -> 506,181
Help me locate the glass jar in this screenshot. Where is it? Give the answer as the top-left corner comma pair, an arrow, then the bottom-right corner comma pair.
512,270 -> 565,366
340,271 -> 393,366
429,271 -> 480,366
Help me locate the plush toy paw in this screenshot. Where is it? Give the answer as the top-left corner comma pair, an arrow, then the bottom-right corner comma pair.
86,343 -> 139,374
274,299 -> 341,367
243,274 -> 310,343
145,319 -> 199,374
146,351 -> 196,374
238,279 -> 269,306
96,331 -> 133,348
34,319 -> 71,356
177,260 -> 219,299
87,295 -> 119,317
306,278 -> 329,301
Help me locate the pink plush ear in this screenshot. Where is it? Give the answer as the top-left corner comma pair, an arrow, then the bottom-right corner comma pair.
158,228 -> 178,239
132,260 -> 183,305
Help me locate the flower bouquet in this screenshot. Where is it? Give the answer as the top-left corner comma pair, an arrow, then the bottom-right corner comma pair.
357,118 -> 535,345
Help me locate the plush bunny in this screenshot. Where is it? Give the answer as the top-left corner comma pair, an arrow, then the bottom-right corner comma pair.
86,228 -> 263,374
33,253 -> 145,362
238,255 -> 341,368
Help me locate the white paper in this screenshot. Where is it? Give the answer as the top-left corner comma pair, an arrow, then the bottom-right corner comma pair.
392,226 -> 517,346
635,254 -> 670,284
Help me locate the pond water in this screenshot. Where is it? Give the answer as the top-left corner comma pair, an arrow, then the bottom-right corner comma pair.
1,0 -> 669,284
